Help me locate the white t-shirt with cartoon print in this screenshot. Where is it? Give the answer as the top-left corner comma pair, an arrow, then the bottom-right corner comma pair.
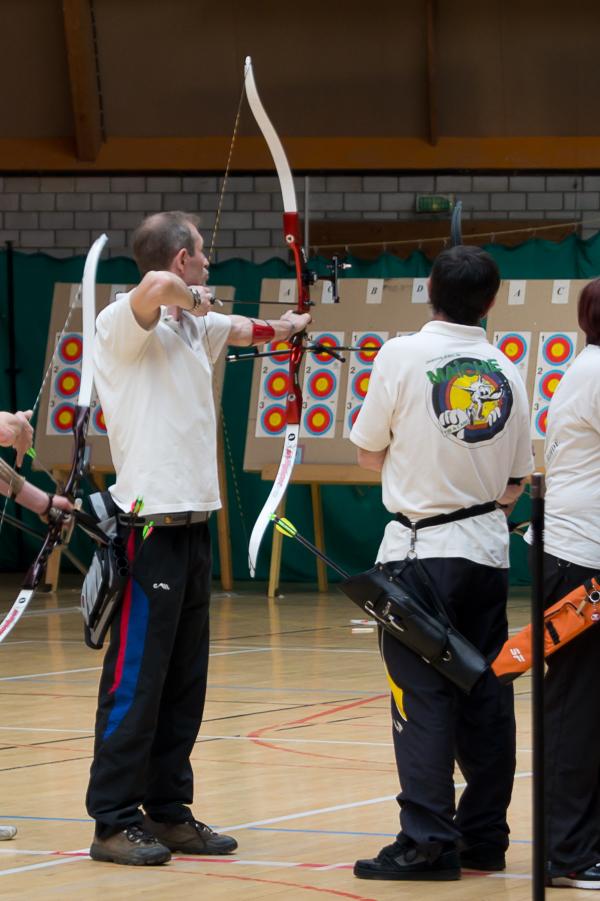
93,292 -> 231,515
350,320 -> 534,568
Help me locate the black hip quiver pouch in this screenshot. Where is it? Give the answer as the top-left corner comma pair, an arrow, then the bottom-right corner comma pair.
80,492 -> 129,650
338,559 -> 489,694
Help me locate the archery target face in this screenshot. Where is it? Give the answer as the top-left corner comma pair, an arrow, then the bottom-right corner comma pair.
542,333 -> 575,366
530,331 -> 577,440
493,331 -> 531,382
539,369 -> 564,401
57,332 -> 83,365
255,341 -> 293,438
51,403 -> 76,433
260,404 -> 287,436
54,368 -> 80,399
92,406 -> 107,434
264,368 -> 289,400
300,331 -> 343,440
45,329 -> 106,437
534,406 -> 549,437
343,331 -> 387,437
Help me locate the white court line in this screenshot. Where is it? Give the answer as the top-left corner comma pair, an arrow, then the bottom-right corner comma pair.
0,723 -> 539,756
0,666 -> 101,682
219,795 -> 397,831
0,849 -> 88,877
219,771 -> 534,832
0,726 -> 92,734
0,645 -> 379,683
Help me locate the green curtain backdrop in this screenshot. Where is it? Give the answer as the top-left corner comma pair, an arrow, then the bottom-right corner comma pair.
2,231 -> 599,582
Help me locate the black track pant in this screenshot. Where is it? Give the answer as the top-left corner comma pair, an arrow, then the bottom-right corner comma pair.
380,557 -> 515,853
86,522 -> 212,837
540,552 -> 600,874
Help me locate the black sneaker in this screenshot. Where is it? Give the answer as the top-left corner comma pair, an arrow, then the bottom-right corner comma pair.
143,814 -> 238,855
460,842 -> 506,871
547,862 -> 600,889
90,825 -> 171,866
354,836 -> 461,881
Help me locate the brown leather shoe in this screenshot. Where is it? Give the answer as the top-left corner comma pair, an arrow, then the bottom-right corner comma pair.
143,814 -> 238,854
90,825 -> 171,866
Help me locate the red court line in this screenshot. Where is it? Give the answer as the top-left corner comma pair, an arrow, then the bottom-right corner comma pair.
247,694 -> 388,764
181,870 -> 379,900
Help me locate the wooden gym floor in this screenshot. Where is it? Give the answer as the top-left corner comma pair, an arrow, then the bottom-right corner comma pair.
0,575 -> 592,900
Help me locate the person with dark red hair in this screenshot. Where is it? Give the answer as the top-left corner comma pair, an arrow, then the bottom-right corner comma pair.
525,278 -> 600,890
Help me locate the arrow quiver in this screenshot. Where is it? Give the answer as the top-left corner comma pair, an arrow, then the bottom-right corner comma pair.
492,574 -> 600,683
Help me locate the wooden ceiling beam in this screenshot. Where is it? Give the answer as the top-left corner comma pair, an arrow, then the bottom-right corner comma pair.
1,136 -> 600,171
425,0 -> 438,146
61,0 -> 103,162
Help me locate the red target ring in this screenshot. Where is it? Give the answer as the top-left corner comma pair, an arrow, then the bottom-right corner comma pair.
268,340 -> 292,364
307,369 -> 336,400
303,405 -> 333,436
543,334 -> 574,366
313,333 -> 340,365
357,334 -> 383,364
260,405 -> 286,435
54,368 -> 80,399
58,333 -> 83,365
535,407 -> 549,436
51,403 -> 76,433
498,333 -> 527,365
352,369 -> 371,400
93,407 -> 107,433
264,369 -> 289,399
348,405 -> 362,430
540,370 -> 563,401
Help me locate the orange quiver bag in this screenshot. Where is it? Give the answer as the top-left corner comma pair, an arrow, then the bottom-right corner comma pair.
492,575 -> 600,683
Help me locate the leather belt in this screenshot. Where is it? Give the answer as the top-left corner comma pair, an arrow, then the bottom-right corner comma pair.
118,511 -> 211,528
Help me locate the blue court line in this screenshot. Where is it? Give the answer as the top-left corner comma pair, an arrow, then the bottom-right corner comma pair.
0,815 -> 533,843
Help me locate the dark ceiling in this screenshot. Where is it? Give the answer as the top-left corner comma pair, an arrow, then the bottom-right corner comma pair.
0,0 -> 598,171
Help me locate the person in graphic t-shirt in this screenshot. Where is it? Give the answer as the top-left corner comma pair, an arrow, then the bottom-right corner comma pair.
86,211 -> 311,866
525,279 -> 600,891
350,246 -> 533,882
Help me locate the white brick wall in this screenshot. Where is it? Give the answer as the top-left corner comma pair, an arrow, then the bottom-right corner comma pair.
0,173 -> 598,261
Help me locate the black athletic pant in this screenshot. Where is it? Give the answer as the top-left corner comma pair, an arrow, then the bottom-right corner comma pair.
380,557 -> 515,854
86,521 -> 212,837
540,552 -> 600,874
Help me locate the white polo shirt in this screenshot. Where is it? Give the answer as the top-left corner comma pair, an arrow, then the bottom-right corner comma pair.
527,344 -> 600,568
93,293 -> 231,515
350,320 -> 534,568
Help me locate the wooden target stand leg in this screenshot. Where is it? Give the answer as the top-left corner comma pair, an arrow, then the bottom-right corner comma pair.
216,423 -> 234,591
43,467 -> 67,591
266,485 -> 328,598
310,483 -> 328,593
268,498 -> 286,599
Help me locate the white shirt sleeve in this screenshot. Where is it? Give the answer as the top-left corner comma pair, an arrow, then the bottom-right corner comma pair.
349,342 -> 395,452
200,311 -> 232,360
95,293 -> 155,364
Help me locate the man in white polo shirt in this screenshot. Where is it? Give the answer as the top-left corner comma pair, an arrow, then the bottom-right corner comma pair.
86,211 -> 310,866
350,246 -> 533,882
